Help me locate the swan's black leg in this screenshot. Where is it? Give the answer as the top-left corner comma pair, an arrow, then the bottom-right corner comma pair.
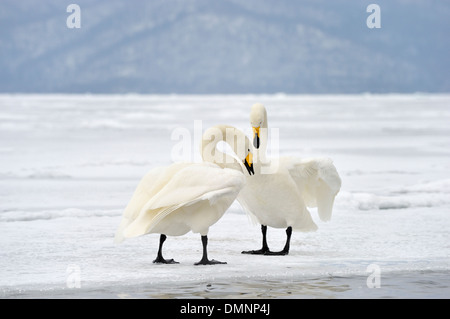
242,225 -> 270,254
195,235 -> 227,265
264,227 -> 292,256
153,234 -> 179,264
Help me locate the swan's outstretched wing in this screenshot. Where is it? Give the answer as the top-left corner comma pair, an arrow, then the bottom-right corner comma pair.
115,163 -> 244,241
286,157 -> 341,222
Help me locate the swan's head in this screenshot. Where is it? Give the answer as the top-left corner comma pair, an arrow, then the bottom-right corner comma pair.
243,147 -> 254,176
250,103 -> 267,149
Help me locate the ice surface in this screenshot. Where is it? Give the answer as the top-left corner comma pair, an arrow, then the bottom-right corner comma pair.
0,94 -> 449,298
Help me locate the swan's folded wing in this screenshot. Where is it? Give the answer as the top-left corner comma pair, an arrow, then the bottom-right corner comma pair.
288,157 -> 341,222
114,162 -> 193,243
122,204 -> 182,239
143,164 -> 245,211
114,167 -> 164,243
122,185 -> 241,239
147,186 -> 242,234
118,164 -> 245,240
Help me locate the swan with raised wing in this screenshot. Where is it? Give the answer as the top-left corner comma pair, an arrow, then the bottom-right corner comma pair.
238,103 -> 341,255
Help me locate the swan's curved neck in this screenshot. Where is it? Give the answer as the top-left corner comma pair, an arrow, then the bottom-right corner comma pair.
201,125 -> 249,172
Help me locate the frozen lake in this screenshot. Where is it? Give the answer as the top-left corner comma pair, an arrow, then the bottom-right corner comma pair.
0,94 -> 449,298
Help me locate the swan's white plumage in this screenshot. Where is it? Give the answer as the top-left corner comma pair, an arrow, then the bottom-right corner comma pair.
285,157 -> 341,222
201,124 -> 319,232
236,157 -> 319,232
114,162 -> 245,243
239,103 -> 341,230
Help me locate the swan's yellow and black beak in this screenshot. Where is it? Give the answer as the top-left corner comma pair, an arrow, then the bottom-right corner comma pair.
252,126 -> 260,149
243,152 -> 254,175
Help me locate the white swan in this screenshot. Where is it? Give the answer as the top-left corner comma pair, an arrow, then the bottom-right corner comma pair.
201,124 -> 320,254
238,103 -> 341,255
114,136 -> 253,264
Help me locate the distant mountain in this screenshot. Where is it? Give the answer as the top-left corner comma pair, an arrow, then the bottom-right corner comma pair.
1,0 -> 449,93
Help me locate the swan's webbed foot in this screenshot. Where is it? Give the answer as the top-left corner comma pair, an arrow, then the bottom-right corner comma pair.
153,234 -> 179,264
195,235 -> 227,265
264,249 -> 289,256
242,225 -> 270,255
241,248 -> 289,255
241,247 -> 269,255
194,258 -> 227,266
264,227 -> 292,256
242,226 -> 292,256
153,256 -> 179,264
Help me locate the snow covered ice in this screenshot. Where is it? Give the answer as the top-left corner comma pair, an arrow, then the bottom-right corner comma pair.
0,94 -> 449,298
